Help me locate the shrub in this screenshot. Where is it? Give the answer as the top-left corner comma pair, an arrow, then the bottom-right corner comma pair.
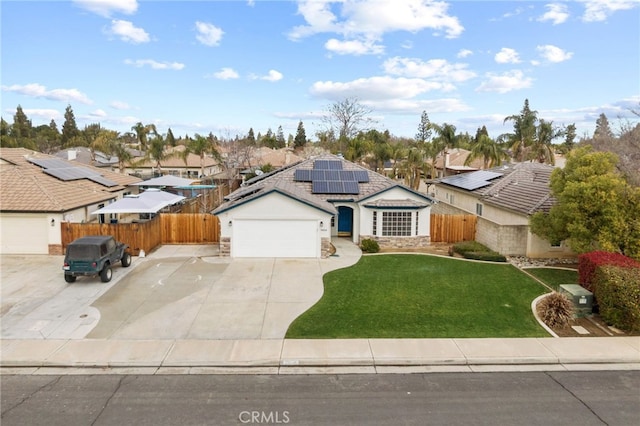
452,241 -> 491,256
360,238 -> 380,253
578,251 -> 640,292
462,251 -> 507,262
538,292 -> 575,329
452,241 -> 506,262
594,265 -> 640,333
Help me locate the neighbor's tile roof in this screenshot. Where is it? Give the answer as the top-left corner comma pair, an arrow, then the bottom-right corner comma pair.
439,161 -> 556,216
214,154 -> 434,214
478,162 -> 556,215
0,148 -> 142,213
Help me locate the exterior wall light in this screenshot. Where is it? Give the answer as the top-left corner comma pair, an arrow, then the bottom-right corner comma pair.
50,218 -> 55,227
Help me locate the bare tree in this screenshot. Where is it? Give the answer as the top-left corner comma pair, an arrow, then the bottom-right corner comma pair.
322,97 -> 374,152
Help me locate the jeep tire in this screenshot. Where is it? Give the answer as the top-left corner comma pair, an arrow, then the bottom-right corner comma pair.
121,252 -> 132,267
100,265 -> 112,282
64,274 -> 77,283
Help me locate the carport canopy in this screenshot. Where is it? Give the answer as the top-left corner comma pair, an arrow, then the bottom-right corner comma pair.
91,189 -> 186,214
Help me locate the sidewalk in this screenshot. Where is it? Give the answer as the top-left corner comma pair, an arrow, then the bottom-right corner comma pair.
2,337 -> 639,374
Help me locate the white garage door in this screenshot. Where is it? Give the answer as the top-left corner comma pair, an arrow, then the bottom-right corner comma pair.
1,216 -> 49,254
232,219 -> 318,258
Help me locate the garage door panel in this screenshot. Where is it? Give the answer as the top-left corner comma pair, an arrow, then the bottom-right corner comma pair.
233,220 -> 318,258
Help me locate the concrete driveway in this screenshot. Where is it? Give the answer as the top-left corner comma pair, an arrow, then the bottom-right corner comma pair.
1,239 -> 361,341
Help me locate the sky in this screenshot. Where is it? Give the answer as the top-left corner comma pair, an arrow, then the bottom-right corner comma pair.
1,0 -> 639,143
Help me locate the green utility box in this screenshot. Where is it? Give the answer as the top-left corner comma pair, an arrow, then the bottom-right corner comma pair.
559,284 -> 594,317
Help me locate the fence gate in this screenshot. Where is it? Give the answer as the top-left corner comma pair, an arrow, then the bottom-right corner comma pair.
430,214 -> 476,243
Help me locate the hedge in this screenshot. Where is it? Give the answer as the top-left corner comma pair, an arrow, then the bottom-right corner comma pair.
360,238 -> 380,253
594,265 -> 640,333
452,241 -> 507,262
578,251 -> 640,293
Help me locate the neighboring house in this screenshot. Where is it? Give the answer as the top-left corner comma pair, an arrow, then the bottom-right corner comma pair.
56,146 -> 145,171
126,146 -> 222,179
0,148 -> 142,255
431,162 -> 575,259
251,147 -> 302,169
434,148 -> 483,178
213,154 -> 436,258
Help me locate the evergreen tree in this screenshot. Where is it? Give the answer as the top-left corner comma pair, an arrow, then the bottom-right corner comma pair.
247,128 -> 256,146
594,113 -> 614,139
166,128 -> 176,147
12,105 -> 32,140
415,110 -> 432,143
61,104 -> 80,147
0,117 -> 17,147
276,125 -> 285,148
294,121 -> 307,148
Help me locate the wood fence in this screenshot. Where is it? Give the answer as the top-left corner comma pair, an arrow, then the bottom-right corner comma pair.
61,213 -> 220,256
430,214 -> 477,243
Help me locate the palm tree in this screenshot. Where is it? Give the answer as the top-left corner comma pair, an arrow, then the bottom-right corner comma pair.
130,122 -> 158,151
502,99 -> 538,162
528,119 -> 560,165
431,123 -> 459,176
465,134 -> 507,169
344,134 -> 371,163
183,133 -> 223,178
146,134 -> 172,175
400,146 -> 425,190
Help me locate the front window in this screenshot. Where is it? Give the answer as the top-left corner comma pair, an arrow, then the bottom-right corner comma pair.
382,211 -> 412,236
373,211 -> 377,236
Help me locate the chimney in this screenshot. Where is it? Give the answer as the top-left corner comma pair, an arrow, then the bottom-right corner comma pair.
67,149 -> 77,161
444,150 -> 450,169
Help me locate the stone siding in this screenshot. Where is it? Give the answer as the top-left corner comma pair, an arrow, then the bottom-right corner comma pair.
321,237 -> 332,258
49,244 -> 63,255
219,237 -> 231,257
360,235 -> 431,250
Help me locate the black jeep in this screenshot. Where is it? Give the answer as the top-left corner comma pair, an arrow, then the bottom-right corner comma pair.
63,236 -> 131,283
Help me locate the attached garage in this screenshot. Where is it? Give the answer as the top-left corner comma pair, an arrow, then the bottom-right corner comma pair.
232,219 -> 319,258
1,214 -> 50,254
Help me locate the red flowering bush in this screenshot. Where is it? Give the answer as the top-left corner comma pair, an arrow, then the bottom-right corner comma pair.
578,251 -> 640,293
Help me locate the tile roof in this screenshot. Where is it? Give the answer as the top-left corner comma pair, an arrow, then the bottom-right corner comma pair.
214,154 -> 434,214
439,162 -> 556,216
0,148 -> 142,213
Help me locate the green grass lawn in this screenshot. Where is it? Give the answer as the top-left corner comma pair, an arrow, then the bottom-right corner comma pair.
525,268 -> 579,291
286,254 -> 550,339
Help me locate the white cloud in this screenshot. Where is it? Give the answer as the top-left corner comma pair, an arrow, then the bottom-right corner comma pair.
310,76 -> 454,101
364,98 -> 471,114
476,70 -> 533,94
495,48 -> 521,64
1,83 -> 93,104
108,20 -> 150,43
89,109 -> 107,117
457,49 -> 473,58
212,67 -> 240,80
382,57 -> 476,83
109,101 -> 131,110
195,21 -> 224,46
251,70 -> 283,82
536,44 -> 574,63
73,0 -> 138,17
579,0 -> 639,22
325,38 -> 384,55
538,3 -> 570,24
289,0 -> 464,42
124,59 -> 185,70
21,109 -> 62,121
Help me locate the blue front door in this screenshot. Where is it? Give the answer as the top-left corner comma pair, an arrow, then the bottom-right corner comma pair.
337,206 -> 353,235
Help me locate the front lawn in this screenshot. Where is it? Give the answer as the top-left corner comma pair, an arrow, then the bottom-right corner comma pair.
525,268 -> 579,291
286,254 -> 550,338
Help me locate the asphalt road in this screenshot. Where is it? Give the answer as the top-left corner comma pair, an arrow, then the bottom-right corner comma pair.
2,371 -> 638,425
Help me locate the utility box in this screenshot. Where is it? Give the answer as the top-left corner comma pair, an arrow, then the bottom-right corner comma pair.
559,284 -> 593,317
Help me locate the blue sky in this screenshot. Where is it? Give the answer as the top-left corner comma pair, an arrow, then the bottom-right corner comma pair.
2,0 -> 639,142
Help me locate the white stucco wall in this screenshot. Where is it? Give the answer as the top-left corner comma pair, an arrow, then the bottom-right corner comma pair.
216,192 -> 332,241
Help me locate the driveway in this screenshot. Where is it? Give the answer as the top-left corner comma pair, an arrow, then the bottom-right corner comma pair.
0,239 -> 361,340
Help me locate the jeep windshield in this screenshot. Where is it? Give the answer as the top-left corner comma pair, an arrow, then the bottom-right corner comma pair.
66,245 -> 100,260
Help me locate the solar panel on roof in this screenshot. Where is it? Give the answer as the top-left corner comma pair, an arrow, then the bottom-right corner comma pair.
440,170 -> 502,191
325,170 -> 341,180
314,160 -> 329,169
353,170 -> 370,182
311,170 -> 325,181
28,157 -> 118,187
339,170 -> 355,181
343,181 -> 360,194
294,169 -> 312,181
89,176 -> 118,187
312,180 -> 329,193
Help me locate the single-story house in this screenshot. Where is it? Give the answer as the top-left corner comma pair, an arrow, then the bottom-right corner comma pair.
431,162 -> 575,258
0,148 -> 142,254
125,146 -> 222,179
213,154 -> 436,258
